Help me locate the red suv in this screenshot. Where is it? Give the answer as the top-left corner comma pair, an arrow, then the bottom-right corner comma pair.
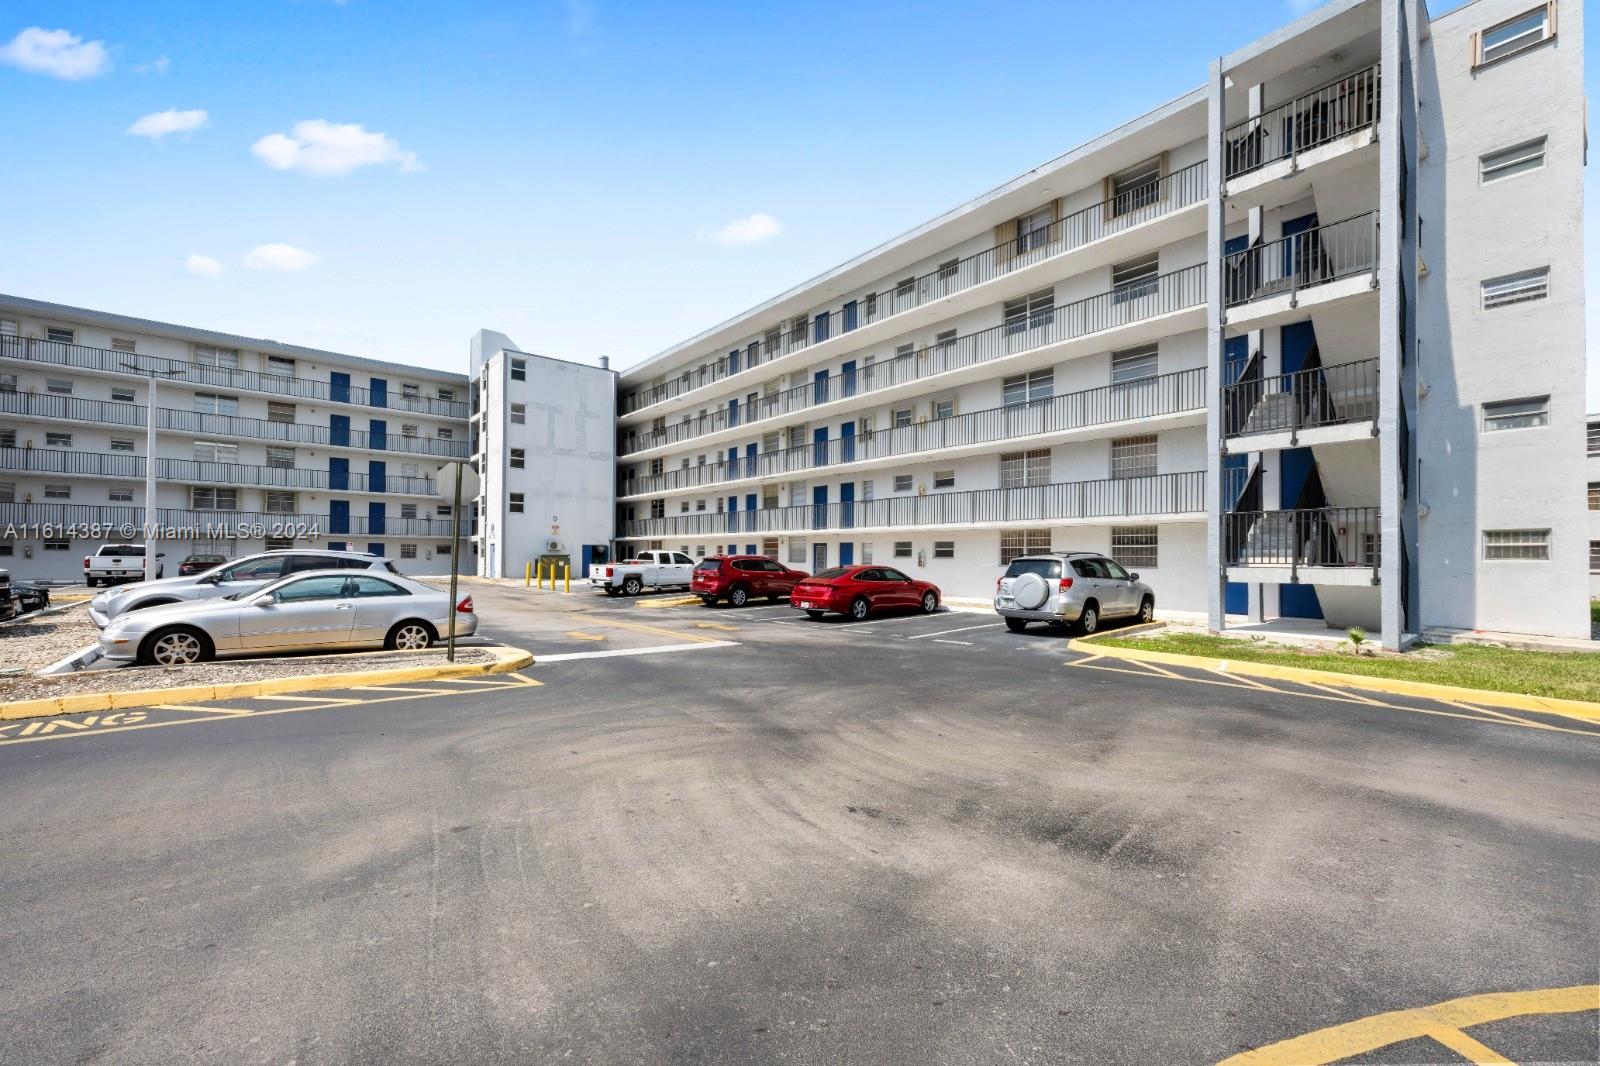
790,565 -> 941,621
691,555 -> 809,607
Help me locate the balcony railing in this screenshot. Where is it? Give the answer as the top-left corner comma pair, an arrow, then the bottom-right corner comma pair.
0,334 -> 470,419
1224,65 -> 1379,181
619,263 -> 1207,456
1222,213 -> 1377,308
1222,357 -> 1379,438
1223,507 -> 1380,574
619,162 -> 1209,417
622,367 -> 1206,497
0,446 -> 440,494
0,501 -> 467,538
0,390 -> 470,458
623,470 -> 1204,539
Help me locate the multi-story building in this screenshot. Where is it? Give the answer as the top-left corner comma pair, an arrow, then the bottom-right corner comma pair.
468,329 -> 616,578
0,294 -> 471,581
611,0 -> 1587,645
1588,414 -> 1600,601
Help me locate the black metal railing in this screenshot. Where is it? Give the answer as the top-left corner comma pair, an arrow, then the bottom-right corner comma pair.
622,470 -> 1203,539
620,367 -> 1206,497
0,447 -> 440,494
1224,64 -> 1379,180
1222,357 -> 1379,438
0,334 -> 469,418
0,501 -> 468,538
618,162 -> 1209,416
1223,507 -> 1380,572
0,389 -> 145,426
619,262 -> 1207,456
1222,213 -> 1378,308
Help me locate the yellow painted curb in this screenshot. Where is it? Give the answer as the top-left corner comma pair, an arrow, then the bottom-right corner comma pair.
0,645 -> 534,723
635,595 -> 704,609
1070,628 -> 1600,721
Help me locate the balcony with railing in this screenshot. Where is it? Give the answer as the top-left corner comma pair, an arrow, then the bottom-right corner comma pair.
618,162 -> 1209,418
0,390 -> 471,459
1224,64 -> 1380,185
0,447 -> 440,495
620,367 -> 1206,498
0,501 -> 467,538
618,263 -> 1207,457
1223,506 -> 1380,583
0,334 -> 470,419
622,470 -> 1204,539
1222,357 -> 1378,446
1222,213 -> 1377,314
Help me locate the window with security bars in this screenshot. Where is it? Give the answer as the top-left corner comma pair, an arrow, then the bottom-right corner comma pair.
1003,289 -> 1055,335
788,538 -> 807,564
1591,540 -> 1600,573
263,490 -> 297,514
1111,253 -> 1160,303
1111,525 -> 1158,570
192,345 -> 240,369
1483,529 -> 1549,560
1480,138 -> 1546,183
1111,345 -> 1159,385
400,544 -> 418,560
1109,158 -> 1162,217
762,538 -> 779,559
1481,267 -> 1548,309
1110,435 -> 1158,479
1483,397 -> 1548,432
1000,449 -> 1051,488
1002,369 -> 1054,407
401,504 -> 418,519
266,446 -> 294,469
1000,529 -> 1052,565
193,440 -> 238,462
1589,420 -> 1600,456
268,401 -> 296,423
191,486 -> 238,510
1588,483 -> 1600,511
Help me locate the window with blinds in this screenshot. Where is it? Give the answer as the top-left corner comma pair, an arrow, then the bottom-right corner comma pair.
1003,289 -> 1056,335
1111,253 -> 1160,303
1480,138 -> 1546,183
1111,435 -> 1158,479
1481,268 -> 1548,309
1111,345 -> 1159,385
192,345 -> 240,369
1109,158 -> 1162,217
1111,525 -> 1158,569
1014,205 -> 1055,254
1000,449 -> 1050,489
1002,369 -> 1054,407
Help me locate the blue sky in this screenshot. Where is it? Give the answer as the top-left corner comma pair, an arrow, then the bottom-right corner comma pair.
2,0 -> 1593,397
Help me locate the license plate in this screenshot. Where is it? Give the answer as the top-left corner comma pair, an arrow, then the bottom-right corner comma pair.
799,601 -> 813,609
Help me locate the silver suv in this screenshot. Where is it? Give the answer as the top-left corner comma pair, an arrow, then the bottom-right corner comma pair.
993,551 -> 1154,635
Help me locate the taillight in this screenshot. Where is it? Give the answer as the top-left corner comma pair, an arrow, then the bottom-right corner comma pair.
995,576 -> 1002,590
82,557 -> 90,569
602,566 -> 613,577
1060,577 -> 1073,591
456,596 -> 474,613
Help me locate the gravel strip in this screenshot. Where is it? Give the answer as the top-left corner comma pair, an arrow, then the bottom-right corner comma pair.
0,647 -> 499,705
0,605 -> 103,671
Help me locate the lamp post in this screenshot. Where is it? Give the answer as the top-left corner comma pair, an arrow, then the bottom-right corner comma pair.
435,461 -> 481,661
120,362 -> 184,582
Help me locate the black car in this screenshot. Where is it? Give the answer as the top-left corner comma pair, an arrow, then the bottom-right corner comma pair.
178,553 -> 227,577
12,582 -> 50,614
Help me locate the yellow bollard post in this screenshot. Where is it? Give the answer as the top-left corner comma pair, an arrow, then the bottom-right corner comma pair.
563,562 -> 570,594
524,561 -> 531,588
539,562 -> 546,590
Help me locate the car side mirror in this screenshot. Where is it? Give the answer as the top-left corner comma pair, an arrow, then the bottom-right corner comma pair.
156,553 -> 167,559
252,594 -> 275,607
1128,573 -> 1140,581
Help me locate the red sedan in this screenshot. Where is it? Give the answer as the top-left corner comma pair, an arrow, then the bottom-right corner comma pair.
789,565 -> 941,622
691,555 -> 808,607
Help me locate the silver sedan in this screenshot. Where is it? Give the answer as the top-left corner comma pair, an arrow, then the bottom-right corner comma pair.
98,570 -> 477,666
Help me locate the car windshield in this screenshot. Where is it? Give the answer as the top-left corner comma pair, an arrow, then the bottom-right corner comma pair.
811,567 -> 853,580
695,560 -> 723,572
1005,558 -> 1062,580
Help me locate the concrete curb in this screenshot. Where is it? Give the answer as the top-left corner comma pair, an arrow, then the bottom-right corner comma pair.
0,645 -> 534,723
635,595 -> 703,609
1069,626 -> 1600,721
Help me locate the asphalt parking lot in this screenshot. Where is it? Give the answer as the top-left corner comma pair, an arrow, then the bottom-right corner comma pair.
0,582 -> 1595,1064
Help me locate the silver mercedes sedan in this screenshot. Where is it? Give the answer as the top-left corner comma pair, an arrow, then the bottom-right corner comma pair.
98,569 -> 477,666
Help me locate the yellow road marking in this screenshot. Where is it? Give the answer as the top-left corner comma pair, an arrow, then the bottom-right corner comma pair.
251,694 -> 360,705
585,615 -> 724,645
1440,700 -> 1565,731
1293,678 -> 1387,704
152,704 -> 257,716
441,676 -> 541,687
346,685 -> 456,695
1070,659 -> 1273,692
1217,984 -> 1598,1065
694,622 -> 738,631
564,631 -> 608,641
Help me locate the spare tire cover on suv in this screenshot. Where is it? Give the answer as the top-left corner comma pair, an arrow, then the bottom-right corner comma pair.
1010,572 -> 1050,610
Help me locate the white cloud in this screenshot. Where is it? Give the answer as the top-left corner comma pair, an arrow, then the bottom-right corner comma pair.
0,27 -> 111,80
184,254 -> 223,277
134,55 -> 171,75
250,119 -> 421,177
127,108 -> 209,140
700,213 -> 784,247
242,244 -> 319,272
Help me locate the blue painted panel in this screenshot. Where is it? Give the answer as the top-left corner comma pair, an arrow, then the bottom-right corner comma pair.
1224,234 -> 1249,256
728,447 -> 739,480
1224,335 -> 1249,385
839,542 -> 854,566
369,419 -> 387,451
727,349 -> 740,374
1280,447 -> 1316,507
841,360 -> 857,398
726,495 -> 738,534
329,500 -> 350,535
813,313 -> 829,344
368,460 -> 386,493
727,398 -> 740,428
842,300 -> 858,332
1281,212 -> 1318,281
330,372 -> 351,404
840,421 -> 856,463
744,444 -> 756,478
1280,584 -> 1323,619
367,501 -> 386,536
813,427 -> 829,467
839,482 -> 855,530
368,543 -> 384,557
813,370 -> 828,405
1225,582 -> 1248,614
369,378 -> 387,408
812,485 -> 827,530
330,414 -> 350,448
745,494 -> 757,532
329,457 -> 349,491
327,541 -> 347,552
745,544 -> 757,556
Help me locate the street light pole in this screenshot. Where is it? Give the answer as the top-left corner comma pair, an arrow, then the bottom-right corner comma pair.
121,362 -> 183,583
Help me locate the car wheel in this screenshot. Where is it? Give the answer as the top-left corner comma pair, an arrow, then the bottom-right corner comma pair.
699,596 -> 717,606
849,597 -> 871,621
727,584 -> 750,608
1137,596 -> 1155,624
604,587 -> 620,597
623,576 -> 643,596
1005,618 -> 1029,633
141,627 -> 211,666
920,592 -> 938,614
386,620 -> 437,651
1076,603 -> 1100,636
86,577 -> 98,589
805,610 -> 824,620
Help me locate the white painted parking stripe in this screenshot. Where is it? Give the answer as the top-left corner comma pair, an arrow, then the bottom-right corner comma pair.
932,639 -> 973,646
906,622 -> 1004,640
533,640 -> 739,663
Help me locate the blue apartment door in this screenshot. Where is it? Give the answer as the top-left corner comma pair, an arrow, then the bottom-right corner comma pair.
367,501 -> 386,536
1280,320 -> 1316,375
1278,446 -> 1323,620
728,447 -> 740,480
369,419 -> 387,451
1281,212 -> 1318,282
368,543 -> 384,557
838,542 -> 854,566
727,349 -> 740,374
726,496 -> 738,534
330,372 -> 351,404
744,493 -> 757,532
842,301 -> 858,332
841,360 -> 857,397
745,444 -> 757,478
839,421 -> 856,463
812,485 -> 827,530
330,414 -> 350,447
728,398 -> 740,428
1224,335 -> 1249,385
813,427 -> 829,468
329,457 -> 349,491
813,313 -> 829,344
368,460 -> 386,493
813,370 -> 828,406
329,500 -> 350,535
811,542 -> 827,573
369,377 -> 388,408
839,482 -> 855,529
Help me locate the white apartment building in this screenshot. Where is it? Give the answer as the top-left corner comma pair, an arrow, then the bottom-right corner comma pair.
1588,414 -> 1600,600
611,0 -> 1587,645
468,330 -> 616,578
0,294 -> 471,582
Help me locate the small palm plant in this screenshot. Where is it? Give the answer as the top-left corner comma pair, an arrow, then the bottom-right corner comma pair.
1347,626 -> 1369,653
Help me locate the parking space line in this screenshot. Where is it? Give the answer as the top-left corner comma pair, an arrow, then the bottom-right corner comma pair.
841,613 -> 951,628
251,694 -> 360,705
564,631 -> 608,641
1439,700 -> 1565,731
932,639 -> 973,646
531,640 -> 738,664
152,704 -> 258,716
584,616 -> 727,644
346,685 -> 457,695
907,623 -> 1004,640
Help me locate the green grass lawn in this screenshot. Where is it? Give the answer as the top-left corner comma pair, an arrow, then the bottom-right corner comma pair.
1094,631 -> 1600,703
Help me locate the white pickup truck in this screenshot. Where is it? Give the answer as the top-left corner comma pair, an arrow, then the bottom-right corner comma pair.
589,550 -> 696,596
84,544 -> 164,588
